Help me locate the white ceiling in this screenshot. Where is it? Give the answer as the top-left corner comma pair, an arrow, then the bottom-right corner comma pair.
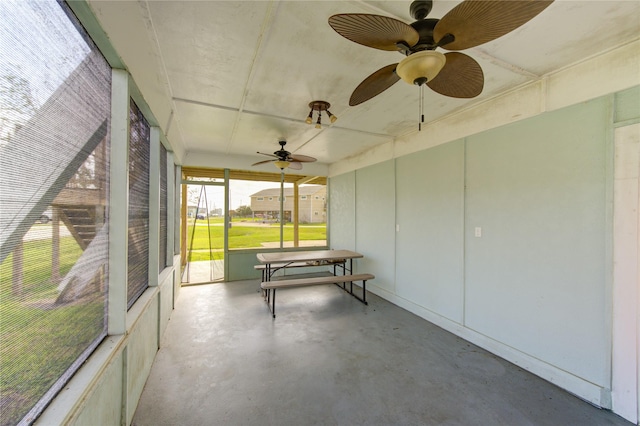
87,0 -> 640,168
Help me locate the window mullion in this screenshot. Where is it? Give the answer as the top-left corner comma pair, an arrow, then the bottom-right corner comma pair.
148,127 -> 160,286
108,69 -> 129,335
167,152 -> 175,267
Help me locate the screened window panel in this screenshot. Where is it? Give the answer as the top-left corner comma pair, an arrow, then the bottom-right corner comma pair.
227,180 -> 327,249
128,100 -> 150,307
0,1 -> 111,423
159,143 -> 168,271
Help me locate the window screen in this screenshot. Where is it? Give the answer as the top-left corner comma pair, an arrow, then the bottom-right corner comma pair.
159,143 -> 168,271
0,1 -> 110,423
228,180 -> 327,249
127,100 -> 150,307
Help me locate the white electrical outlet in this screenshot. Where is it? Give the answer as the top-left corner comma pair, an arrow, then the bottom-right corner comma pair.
475,227 -> 482,237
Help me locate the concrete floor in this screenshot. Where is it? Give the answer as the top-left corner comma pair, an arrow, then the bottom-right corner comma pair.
182,260 -> 224,284
132,280 -> 630,426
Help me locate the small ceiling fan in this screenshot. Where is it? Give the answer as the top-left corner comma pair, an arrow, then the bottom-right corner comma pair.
329,0 -> 554,106
252,140 -> 317,170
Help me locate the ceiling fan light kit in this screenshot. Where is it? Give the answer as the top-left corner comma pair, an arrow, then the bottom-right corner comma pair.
328,0 -> 554,128
396,50 -> 446,86
306,100 -> 337,129
273,160 -> 290,170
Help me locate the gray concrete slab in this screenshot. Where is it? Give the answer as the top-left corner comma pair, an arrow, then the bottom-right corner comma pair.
132,280 -> 630,426
182,260 -> 224,284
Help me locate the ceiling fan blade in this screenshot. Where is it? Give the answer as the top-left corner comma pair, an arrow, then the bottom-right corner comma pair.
349,63 -> 400,106
287,161 -> 303,170
328,14 -> 419,51
289,154 -> 317,163
434,0 -> 554,51
427,52 -> 484,98
251,159 -> 275,167
257,151 -> 279,159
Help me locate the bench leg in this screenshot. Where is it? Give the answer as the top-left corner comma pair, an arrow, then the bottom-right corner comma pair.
334,279 -> 368,306
352,279 -> 368,305
271,289 -> 276,318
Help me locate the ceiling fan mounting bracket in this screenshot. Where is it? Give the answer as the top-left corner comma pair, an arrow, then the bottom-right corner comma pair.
410,0 -> 433,20
436,33 -> 455,48
396,41 -> 411,54
308,100 -> 331,112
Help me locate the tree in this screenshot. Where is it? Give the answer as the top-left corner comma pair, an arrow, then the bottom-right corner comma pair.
235,205 -> 252,217
67,154 -> 96,188
0,72 -> 38,148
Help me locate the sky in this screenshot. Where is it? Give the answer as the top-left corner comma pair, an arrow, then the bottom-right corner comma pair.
186,180 -> 293,212
0,1 -> 89,146
0,1 -> 89,106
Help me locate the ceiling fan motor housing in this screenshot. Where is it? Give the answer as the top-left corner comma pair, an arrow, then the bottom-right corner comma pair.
409,18 -> 440,52
275,140 -> 290,159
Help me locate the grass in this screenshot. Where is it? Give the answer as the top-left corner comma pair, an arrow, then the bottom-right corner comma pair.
186,218 -> 326,261
0,233 -> 105,425
0,299 -> 104,425
0,237 -> 82,299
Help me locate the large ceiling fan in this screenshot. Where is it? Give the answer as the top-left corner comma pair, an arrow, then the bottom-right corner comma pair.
252,140 -> 317,170
329,0 -> 554,106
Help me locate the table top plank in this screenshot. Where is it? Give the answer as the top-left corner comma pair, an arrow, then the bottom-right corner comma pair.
256,249 -> 362,264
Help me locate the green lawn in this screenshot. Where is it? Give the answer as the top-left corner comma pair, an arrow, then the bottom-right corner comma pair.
186,219 -> 326,261
0,236 -> 82,300
0,234 -> 105,425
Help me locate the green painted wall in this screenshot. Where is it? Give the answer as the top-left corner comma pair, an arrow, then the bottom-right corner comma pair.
355,161 -> 396,292
615,85 -> 640,123
228,251 -> 263,281
464,97 -> 610,386
328,172 -> 356,251
395,141 -> 465,323
69,351 -> 123,426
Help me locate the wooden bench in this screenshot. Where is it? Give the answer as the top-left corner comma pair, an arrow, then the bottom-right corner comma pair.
260,273 -> 374,318
254,259 -> 346,280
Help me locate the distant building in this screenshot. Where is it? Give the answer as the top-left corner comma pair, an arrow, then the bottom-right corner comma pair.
250,185 -> 326,223
186,204 -> 207,218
